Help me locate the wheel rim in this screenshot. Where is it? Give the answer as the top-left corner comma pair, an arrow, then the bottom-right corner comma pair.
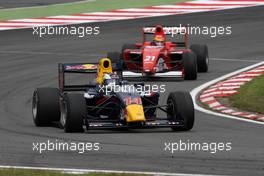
167,99 -> 175,120
32,92 -> 38,120
206,56 -> 209,66
60,101 -> 67,127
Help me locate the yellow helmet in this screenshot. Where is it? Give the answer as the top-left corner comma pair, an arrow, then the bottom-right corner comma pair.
96,58 -> 113,85
154,35 -> 165,42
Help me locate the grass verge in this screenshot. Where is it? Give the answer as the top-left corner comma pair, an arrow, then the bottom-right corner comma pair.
0,0 -> 187,20
0,168 -> 147,176
230,74 -> 264,114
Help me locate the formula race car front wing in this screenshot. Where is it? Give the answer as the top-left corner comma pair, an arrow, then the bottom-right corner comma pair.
122,71 -> 183,78
85,120 -> 184,130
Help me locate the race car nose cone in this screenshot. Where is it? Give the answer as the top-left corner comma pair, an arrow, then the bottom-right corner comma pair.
126,104 -> 146,123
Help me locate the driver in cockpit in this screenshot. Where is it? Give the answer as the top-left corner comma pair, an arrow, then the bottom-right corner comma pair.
152,35 -> 165,46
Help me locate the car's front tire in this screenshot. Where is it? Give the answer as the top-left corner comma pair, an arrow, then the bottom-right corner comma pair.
190,44 -> 209,73
32,88 -> 60,126
60,93 -> 86,133
183,52 -> 197,80
167,91 -> 194,131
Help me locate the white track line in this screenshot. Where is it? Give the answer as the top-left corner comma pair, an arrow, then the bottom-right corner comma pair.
0,0 -> 96,11
211,58 -> 264,62
9,19 -> 102,23
116,8 -> 214,12
190,0 -> 264,4
191,61 -> 264,125
88,12 -> 173,16
0,165 -> 222,176
47,15 -> 133,20
155,5 -> 244,8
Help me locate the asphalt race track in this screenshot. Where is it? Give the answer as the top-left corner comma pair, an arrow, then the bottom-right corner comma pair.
0,5 -> 264,176
0,0 -> 85,9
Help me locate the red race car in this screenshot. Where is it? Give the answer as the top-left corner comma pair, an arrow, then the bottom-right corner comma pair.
107,25 -> 209,80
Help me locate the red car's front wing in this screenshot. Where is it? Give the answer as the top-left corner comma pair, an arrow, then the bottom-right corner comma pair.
122,70 -> 183,78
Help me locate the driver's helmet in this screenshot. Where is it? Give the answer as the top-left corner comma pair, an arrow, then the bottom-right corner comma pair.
153,35 -> 165,46
103,72 -> 120,86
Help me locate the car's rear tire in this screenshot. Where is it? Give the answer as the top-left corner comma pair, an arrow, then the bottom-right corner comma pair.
32,88 -> 60,126
60,93 -> 86,133
167,91 -> 194,131
190,44 -> 209,72
183,52 -> 197,80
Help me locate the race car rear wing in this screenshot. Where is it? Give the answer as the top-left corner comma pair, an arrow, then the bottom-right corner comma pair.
142,26 -> 189,48
58,62 -> 121,91
143,26 -> 187,35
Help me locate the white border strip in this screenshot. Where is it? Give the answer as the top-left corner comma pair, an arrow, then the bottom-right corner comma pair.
191,61 -> 264,125
0,0 -> 96,11
0,165 -> 222,176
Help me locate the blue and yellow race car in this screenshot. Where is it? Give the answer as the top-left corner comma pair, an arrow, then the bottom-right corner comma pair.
32,58 -> 194,132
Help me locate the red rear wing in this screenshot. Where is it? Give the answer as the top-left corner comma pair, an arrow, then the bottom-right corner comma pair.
143,26 -> 187,35
142,26 -> 189,48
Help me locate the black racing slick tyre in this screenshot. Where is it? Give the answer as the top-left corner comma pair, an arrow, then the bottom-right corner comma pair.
107,52 -> 123,69
32,88 -> 60,126
190,44 -> 209,72
167,91 -> 194,131
121,44 -> 138,69
183,51 -> 197,80
60,93 -> 86,133
121,43 -> 137,53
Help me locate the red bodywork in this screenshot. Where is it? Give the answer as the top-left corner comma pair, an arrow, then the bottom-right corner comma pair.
122,25 -> 192,76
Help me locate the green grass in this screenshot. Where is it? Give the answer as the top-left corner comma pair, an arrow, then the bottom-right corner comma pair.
0,168 -> 147,176
230,74 -> 264,114
0,0 -> 188,20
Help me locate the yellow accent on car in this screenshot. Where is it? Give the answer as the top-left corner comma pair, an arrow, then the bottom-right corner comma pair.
126,104 -> 146,122
83,64 -> 97,69
96,58 -> 113,85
